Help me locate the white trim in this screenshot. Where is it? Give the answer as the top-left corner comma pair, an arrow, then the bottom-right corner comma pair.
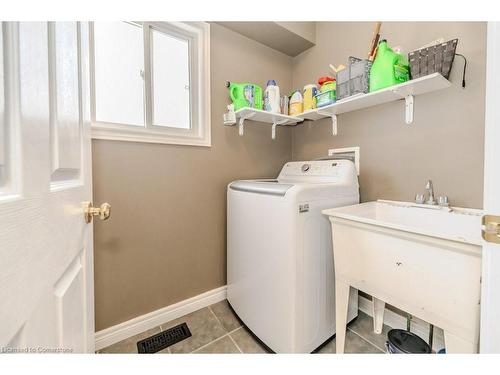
358,295 -> 445,351
480,22 -> 500,353
89,21 -> 211,147
91,123 -> 211,147
95,286 -> 227,351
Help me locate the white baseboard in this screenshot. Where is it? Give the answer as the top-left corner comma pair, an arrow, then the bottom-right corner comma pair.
358,295 -> 445,351
95,286 -> 227,351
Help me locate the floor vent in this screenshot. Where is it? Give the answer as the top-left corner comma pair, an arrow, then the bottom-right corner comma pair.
137,323 -> 192,353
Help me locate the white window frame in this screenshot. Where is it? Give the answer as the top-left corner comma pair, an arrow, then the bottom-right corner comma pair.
89,21 -> 211,147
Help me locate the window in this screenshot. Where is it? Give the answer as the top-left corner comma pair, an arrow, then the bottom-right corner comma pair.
151,29 -> 190,129
90,22 -> 211,146
93,22 -> 145,127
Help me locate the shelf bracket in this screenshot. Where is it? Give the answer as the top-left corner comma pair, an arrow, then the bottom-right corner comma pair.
316,109 -> 338,136
405,95 -> 414,125
271,119 -> 290,140
331,114 -> 338,136
238,113 -> 255,136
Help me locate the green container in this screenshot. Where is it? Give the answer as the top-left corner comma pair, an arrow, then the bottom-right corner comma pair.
369,40 -> 410,92
320,80 -> 336,93
315,89 -> 336,108
226,82 -> 263,111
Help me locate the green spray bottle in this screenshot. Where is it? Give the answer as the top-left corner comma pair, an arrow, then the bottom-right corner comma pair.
369,40 -> 410,92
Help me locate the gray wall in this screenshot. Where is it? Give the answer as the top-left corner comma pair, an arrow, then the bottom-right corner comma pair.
292,22 -> 486,208
92,23 -> 293,331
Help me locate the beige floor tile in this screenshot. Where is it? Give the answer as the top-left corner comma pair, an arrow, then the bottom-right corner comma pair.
230,327 -> 269,353
209,300 -> 243,332
195,336 -> 240,354
99,308 -> 388,355
347,311 -> 391,351
161,307 -> 226,353
318,330 -> 383,354
99,326 -> 162,354
317,337 -> 336,354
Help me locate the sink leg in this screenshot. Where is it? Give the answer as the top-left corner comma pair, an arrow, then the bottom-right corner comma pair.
335,280 -> 350,354
372,297 -> 385,334
444,331 -> 478,353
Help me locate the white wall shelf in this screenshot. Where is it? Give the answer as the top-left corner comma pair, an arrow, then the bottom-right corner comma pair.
232,108 -> 304,140
298,73 -> 452,135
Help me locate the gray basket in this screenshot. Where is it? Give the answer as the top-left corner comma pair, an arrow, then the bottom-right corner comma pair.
408,39 -> 458,80
337,57 -> 372,101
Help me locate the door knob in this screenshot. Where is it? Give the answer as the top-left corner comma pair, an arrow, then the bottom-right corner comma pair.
82,202 -> 111,223
483,214 -> 500,244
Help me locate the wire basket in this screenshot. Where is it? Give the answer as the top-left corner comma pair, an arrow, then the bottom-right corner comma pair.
408,39 -> 458,80
336,57 -> 372,101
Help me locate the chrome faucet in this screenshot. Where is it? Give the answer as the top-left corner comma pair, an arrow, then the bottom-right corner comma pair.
415,180 -> 450,208
425,180 -> 436,205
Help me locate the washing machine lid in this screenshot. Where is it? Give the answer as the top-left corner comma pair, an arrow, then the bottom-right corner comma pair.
229,180 -> 294,197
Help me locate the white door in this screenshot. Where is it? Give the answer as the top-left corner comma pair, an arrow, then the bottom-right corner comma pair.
480,21 -> 500,353
0,22 -> 97,353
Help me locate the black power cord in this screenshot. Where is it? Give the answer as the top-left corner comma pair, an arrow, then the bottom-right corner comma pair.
455,53 -> 467,88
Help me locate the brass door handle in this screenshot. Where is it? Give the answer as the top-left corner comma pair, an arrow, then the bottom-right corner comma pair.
82,202 -> 111,223
483,214 -> 500,244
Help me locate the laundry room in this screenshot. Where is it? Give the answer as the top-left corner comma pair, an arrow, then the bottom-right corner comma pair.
92,21 -> 486,354
1,2 -> 500,373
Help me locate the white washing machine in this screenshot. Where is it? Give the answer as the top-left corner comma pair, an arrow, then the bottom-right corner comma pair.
227,159 -> 359,353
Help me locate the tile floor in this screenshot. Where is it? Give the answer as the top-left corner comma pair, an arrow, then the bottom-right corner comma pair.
98,300 -> 389,354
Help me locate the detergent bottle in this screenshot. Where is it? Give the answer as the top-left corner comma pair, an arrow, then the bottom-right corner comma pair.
226,82 -> 263,110
303,84 -> 318,111
264,80 -> 281,113
369,40 -> 410,92
289,90 -> 303,116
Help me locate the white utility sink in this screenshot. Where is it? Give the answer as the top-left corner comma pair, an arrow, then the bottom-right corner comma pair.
323,200 -> 483,354
324,199 -> 483,246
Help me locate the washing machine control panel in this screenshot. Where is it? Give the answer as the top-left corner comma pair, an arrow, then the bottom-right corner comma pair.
277,160 -> 354,183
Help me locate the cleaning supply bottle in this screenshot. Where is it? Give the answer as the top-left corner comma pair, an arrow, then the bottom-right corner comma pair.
289,90 -> 303,116
280,95 -> 290,115
226,82 -> 263,110
369,40 -> 410,92
264,80 -> 280,113
303,84 -> 318,112
223,104 -> 236,126
315,76 -> 336,107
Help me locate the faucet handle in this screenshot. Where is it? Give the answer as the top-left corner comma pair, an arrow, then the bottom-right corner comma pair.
437,195 -> 449,207
415,194 -> 425,204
